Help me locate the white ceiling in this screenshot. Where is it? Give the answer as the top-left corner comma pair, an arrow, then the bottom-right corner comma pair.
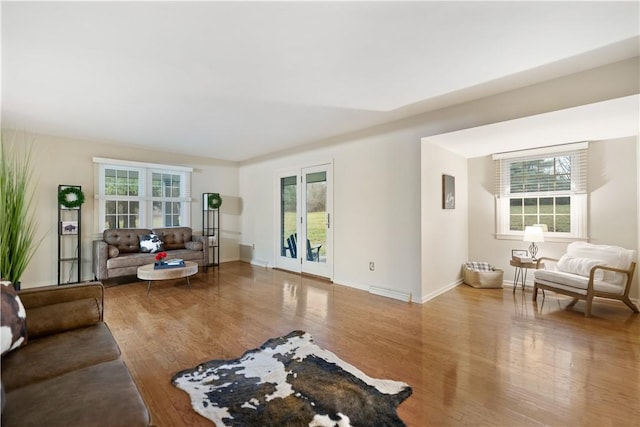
2,1 -> 639,162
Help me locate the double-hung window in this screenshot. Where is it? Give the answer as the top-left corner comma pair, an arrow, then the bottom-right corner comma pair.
494,142 -> 588,239
93,158 -> 192,231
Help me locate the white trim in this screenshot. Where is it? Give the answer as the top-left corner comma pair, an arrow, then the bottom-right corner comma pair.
492,141 -> 589,160
369,286 -> 412,302
92,157 -> 193,172
421,280 -> 462,304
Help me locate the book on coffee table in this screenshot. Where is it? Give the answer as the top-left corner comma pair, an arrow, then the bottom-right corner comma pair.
154,259 -> 186,269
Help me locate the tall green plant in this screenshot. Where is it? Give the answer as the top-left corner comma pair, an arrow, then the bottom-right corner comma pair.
0,134 -> 41,286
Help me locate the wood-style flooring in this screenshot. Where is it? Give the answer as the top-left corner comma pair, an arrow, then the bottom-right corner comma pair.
104,261 -> 640,427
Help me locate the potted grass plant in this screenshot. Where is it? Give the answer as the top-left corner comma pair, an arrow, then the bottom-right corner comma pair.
0,134 -> 42,290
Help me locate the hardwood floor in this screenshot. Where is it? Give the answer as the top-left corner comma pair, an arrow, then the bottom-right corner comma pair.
104,261 -> 640,427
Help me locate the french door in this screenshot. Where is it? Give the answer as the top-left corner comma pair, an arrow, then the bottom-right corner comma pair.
275,163 -> 333,279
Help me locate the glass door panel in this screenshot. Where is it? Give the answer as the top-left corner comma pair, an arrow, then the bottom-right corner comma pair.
305,171 -> 326,264
276,172 -> 301,272
281,175 -> 298,258
301,164 -> 332,278
275,164 -> 332,279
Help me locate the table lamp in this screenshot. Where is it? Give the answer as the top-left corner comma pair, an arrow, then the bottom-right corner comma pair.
523,225 -> 544,260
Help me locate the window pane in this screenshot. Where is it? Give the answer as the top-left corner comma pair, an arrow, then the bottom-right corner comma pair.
539,215 -> 555,232
556,197 -> 570,214
105,169 -> 117,196
556,216 -> 571,232
539,198 -> 553,214
105,200 -> 116,215
510,198 -> 522,214
152,201 -> 162,227
105,216 -> 116,229
523,198 -> 537,214
510,215 -> 523,231
152,173 -> 162,197
129,178 -> 139,196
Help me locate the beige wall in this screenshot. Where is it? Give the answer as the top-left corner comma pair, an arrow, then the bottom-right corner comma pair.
3,131 -> 240,288
467,137 -> 639,298
421,141 -> 468,302
239,57 -> 638,303
3,57 -> 637,298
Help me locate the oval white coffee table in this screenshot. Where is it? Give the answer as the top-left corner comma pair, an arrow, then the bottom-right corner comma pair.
137,261 -> 198,295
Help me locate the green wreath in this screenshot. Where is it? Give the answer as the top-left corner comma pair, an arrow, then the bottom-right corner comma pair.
207,193 -> 222,209
58,186 -> 85,209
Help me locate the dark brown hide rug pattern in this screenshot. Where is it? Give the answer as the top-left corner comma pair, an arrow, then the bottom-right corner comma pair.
172,330 -> 412,426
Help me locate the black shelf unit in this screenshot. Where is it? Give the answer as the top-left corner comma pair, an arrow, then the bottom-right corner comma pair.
202,193 -> 220,267
58,185 -> 81,284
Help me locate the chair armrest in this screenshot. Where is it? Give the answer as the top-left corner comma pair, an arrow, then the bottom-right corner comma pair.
93,240 -> 109,280
591,264 -> 633,275
536,256 -> 558,269
18,283 -> 104,338
193,235 -> 210,265
589,263 -> 635,288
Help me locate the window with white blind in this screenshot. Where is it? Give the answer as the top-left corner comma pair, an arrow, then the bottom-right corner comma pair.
93,158 -> 192,231
493,142 -> 588,239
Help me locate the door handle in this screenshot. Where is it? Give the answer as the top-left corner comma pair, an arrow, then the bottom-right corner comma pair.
327,213 -> 330,229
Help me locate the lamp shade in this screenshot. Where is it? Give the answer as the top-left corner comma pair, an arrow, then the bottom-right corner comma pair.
523,226 -> 545,243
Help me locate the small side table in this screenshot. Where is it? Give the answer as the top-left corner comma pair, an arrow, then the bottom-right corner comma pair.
510,259 -> 544,294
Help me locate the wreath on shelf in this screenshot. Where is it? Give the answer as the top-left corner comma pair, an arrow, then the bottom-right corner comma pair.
58,186 -> 85,209
207,193 -> 222,210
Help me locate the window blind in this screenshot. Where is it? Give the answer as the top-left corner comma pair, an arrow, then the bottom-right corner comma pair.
494,143 -> 588,197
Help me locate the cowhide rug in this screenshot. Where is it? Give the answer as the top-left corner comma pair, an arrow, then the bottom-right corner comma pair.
171,330 -> 412,427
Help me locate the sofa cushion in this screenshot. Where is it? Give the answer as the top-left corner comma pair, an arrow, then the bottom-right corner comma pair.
103,228 -> 152,254
3,359 -> 150,427
566,241 -> 636,286
26,298 -> 101,339
534,270 -> 624,295
1,282 -> 27,356
556,254 -> 605,280
153,227 -> 192,250
138,233 -> 165,253
1,323 -> 120,390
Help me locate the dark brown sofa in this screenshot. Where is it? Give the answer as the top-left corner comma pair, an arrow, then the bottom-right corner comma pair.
93,226 -> 208,280
1,283 -> 150,427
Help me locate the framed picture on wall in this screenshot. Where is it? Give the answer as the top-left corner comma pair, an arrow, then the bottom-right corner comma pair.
442,174 -> 455,209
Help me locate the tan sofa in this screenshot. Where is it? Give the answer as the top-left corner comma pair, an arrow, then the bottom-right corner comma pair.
1,282 -> 150,426
93,226 -> 208,280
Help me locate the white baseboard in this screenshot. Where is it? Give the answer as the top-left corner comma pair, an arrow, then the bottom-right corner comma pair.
248,259 -> 270,268
505,280 -> 533,289
421,279 -> 462,304
369,286 -> 412,303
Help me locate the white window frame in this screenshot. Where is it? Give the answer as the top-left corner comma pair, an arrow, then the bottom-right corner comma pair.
493,142 -> 588,240
93,157 -> 192,231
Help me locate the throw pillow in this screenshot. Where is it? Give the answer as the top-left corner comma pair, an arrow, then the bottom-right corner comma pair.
1,282 -> 28,355
185,241 -> 203,251
108,245 -> 120,258
557,254 -> 605,280
139,234 -> 165,253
